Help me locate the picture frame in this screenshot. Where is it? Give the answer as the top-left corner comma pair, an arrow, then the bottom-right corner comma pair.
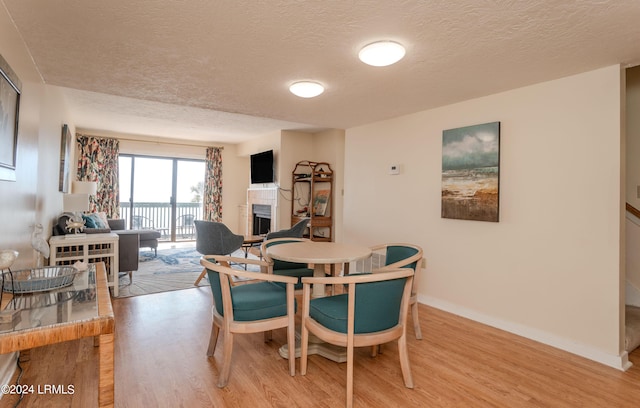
441,121 -> 500,222
313,189 -> 330,216
0,53 -> 22,182
59,124 -> 72,192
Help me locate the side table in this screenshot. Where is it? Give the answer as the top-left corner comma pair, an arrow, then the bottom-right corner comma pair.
49,233 -> 120,296
0,262 -> 115,407
242,235 -> 264,258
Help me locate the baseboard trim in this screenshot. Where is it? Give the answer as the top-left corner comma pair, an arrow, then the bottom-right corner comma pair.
419,295 -> 631,371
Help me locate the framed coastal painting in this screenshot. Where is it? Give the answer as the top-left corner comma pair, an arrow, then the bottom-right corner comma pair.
441,121 -> 500,222
0,54 -> 21,182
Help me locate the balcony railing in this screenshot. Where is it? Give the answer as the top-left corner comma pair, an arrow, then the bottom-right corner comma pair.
119,202 -> 202,241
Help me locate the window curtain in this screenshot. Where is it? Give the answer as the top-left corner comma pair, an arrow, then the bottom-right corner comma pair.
76,135 -> 120,218
203,147 -> 223,221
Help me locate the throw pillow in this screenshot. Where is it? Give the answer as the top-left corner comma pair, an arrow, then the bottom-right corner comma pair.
96,212 -> 110,228
82,214 -> 97,229
88,213 -> 108,229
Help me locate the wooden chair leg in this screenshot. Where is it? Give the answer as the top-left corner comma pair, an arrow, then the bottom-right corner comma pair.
397,334 -> 414,389
207,322 -> 220,357
286,288 -> 296,376
411,300 -> 422,339
287,319 -> 295,376
264,330 -> 273,342
300,323 -> 309,375
346,344 -> 354,408
194,268 -> 207,285
217,331 -> 234,388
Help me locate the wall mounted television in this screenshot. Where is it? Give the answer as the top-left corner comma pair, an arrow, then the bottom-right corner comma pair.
250,150 -> 274,184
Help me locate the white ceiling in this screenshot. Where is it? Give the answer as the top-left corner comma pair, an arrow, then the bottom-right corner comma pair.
4,0 -> 640,144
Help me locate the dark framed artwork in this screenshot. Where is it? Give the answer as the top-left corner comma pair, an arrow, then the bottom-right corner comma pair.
59,124 -> 72,192
0,53 -> 22,182
441,121 -> 500,222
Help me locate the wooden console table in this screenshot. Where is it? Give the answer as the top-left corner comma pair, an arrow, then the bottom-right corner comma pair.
49,233 -> 119,296
0,262 -> 115,407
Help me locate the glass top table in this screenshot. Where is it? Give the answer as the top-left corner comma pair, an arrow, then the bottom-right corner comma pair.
0,262 -> 115,407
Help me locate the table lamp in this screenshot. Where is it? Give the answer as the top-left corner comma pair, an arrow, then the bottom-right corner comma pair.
62,181 -> 97,235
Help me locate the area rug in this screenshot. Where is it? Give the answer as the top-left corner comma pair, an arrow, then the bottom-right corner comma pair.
116,246 -> 257,298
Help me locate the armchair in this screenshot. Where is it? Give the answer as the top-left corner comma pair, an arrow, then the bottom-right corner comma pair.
300,269 -> 415,408
265,218 -> 309,240
261,237 -> 314,291
370,243 -> 423,339
200,255 -> 297,387
193,220 -> 245,285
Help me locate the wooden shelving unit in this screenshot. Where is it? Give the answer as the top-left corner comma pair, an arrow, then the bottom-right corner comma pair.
291,161 -> 333,242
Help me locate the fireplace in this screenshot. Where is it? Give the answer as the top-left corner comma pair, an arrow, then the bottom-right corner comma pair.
246,188 -> 277,236
252,204 -> 272,235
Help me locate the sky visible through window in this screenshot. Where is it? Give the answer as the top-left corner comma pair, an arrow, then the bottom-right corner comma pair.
119,156 -> 205,203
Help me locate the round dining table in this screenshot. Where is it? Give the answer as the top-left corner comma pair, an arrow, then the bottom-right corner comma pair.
266,240 -> 372,297
266,240 -> 372,362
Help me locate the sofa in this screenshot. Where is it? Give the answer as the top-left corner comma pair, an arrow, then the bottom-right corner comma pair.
106,219 -> 161,256
52,215 -> 161,279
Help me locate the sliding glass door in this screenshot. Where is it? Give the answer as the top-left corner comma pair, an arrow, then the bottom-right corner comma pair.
119,155 -> 205,241
175,160 -> 205,240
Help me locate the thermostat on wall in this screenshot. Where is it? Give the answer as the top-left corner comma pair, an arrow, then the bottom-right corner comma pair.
389,164 -> 400,175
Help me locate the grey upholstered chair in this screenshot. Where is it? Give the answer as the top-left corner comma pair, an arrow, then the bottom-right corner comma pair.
265,218 -> 309,240
193,220 -> 245,285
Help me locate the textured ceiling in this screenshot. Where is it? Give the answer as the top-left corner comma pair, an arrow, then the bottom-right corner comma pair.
4,0 -> 640,143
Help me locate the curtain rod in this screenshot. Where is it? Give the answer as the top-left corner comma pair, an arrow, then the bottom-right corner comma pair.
79,133 -> 223,149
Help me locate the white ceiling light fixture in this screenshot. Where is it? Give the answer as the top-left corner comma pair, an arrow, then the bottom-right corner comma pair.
358,41 -> 406,67
289,81 -> 325,98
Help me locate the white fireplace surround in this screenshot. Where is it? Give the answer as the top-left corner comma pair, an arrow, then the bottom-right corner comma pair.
247,188 -> 277,235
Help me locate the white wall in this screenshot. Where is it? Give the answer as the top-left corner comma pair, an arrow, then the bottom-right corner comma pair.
238,131 -> 282,230
277,131 -> 313,230
220,144 -> 249,233
627,67 -> 640,210
310,129 -> 345,242
0,6 -> 73,391
344,66 -> 625,368
626,67 -> 640,300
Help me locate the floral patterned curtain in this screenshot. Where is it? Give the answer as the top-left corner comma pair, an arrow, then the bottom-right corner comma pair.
76,135 -> 120,218
203,147 -> 223,221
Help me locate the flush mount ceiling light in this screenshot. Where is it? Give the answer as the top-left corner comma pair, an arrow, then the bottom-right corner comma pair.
358,41 -> 406,67
289,81 -> 325,98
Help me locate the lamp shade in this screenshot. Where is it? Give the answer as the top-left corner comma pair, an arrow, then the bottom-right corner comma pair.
72,181 -> 97,195
63,194 -> 90,213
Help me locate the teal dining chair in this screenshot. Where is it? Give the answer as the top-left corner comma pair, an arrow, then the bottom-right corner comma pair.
200,255 -> 298,387
370,243 -> 424,339
261,237 -> 315,291
300,268 -> 415,408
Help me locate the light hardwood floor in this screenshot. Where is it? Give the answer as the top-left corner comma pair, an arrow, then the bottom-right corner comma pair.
4,287 -> 640,407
